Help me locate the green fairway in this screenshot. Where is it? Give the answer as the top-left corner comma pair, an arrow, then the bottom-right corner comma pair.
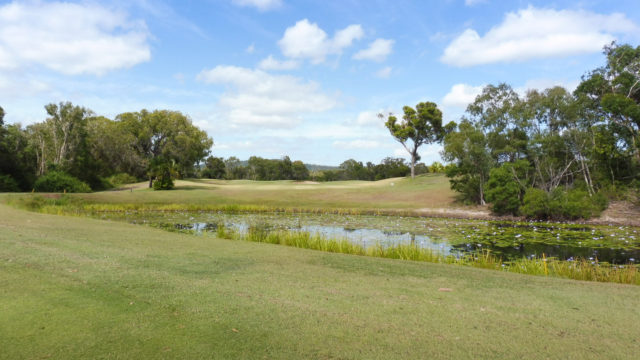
1,204 -> 639,359
75,174 -> 460,211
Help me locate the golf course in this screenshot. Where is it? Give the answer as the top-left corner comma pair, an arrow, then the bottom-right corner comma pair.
2,176 -> 640,359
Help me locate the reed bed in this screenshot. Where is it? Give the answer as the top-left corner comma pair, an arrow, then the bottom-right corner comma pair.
212,223 -> 639,285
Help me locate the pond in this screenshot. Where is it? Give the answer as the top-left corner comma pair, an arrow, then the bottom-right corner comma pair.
96,211 -> 640,264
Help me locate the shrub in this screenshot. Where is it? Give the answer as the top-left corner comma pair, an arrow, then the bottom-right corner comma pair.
34,171 -> 91,193
521,187 -> 608,220
486,166 -> 521,215
520,188 -> 550,219
107,173 -> 138,187
152,175 -> 174,190
0,174 -> 20,192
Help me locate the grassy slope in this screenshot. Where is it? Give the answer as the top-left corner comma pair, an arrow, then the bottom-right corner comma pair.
76,174 -> 458,210
1,205 -> 639,359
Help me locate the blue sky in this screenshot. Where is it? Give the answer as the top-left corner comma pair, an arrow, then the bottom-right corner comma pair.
1,0 -> 639,165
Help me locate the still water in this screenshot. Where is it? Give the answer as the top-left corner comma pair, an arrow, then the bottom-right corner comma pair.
100,211 -> 640,264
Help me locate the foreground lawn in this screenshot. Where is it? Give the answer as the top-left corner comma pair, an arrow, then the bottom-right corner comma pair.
1,205 -> 639,359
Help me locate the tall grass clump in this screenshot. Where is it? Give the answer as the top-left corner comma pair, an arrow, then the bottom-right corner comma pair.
204,224 -> 639,285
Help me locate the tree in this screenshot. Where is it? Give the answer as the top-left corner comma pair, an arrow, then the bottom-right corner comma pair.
381,102 -> 451,178
466,84 -> 526,163
442,120 -> 493,205
225,156 -> 246,179
43,102 -> 90,168
202,156 -> 226,179
116,110 -> 213,188
291,160 -> 309,181
576,42 -> 640,162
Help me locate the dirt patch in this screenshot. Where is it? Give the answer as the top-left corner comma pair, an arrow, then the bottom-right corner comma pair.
587,201 -> 640,227
415,207 -> 499,221
295,181 -> 320,185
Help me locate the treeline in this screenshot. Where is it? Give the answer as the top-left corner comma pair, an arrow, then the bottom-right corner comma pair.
442,42 -> 640,219
0,103 -> 212,192
200,155 -> 443,181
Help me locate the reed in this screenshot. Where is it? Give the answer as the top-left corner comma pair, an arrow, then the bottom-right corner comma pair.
209,224 -> 639,285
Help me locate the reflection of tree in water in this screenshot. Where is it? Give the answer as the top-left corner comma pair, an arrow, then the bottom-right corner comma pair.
450,241 -> 640,264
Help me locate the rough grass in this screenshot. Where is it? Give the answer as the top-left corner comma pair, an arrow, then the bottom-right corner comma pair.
1,205 -> 640,359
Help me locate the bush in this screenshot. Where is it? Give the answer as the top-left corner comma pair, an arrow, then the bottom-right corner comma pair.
485,166 -> 522,215
152,175 -> 174,190
34,171 -> 91,193
0,174 -> 20,192
107,173 -> 138,187
520,187 -> 608,220
520,188 -> 550,219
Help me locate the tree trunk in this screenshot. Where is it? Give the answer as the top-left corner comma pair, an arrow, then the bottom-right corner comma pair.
410,151 -> 417,179
479,175 -> 486,205
148,176 -> 153,188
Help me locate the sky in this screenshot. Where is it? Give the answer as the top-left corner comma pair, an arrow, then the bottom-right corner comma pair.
1,0 -> 639,166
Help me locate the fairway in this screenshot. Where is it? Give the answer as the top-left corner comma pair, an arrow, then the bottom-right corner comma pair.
69,174 -> 474,215
2,205 -> 639,359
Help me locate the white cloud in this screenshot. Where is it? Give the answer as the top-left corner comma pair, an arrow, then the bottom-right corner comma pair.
0,1 -> 150,75
258,55 -> 300,70
245,43 -> 255,54
354,110 -> 385,127
441,6 -> 638,67
278,19 -> 363,64
353,38 -> 395,62
333,140 -> 383,150
232,0 -> 282,11
375,66 -> 392,79
442,84 -> 484,108
197,65 -> 336,128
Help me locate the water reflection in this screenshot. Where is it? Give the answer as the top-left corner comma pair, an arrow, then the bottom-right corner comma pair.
110,212 -> 640,264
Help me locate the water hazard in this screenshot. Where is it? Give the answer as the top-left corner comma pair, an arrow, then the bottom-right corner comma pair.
100,211 -> 640,264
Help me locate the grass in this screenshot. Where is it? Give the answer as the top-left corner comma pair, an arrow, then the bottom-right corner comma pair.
2,205 -> 640,359
6,193 -> 640,285
34,174 -> 459,211
209,223 -> 640,285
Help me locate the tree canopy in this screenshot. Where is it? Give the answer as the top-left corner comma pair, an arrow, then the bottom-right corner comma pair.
381,102 -> 453,178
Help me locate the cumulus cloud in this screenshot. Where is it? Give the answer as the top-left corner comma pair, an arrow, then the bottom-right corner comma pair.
353,110 -> 386,127
353,38 -> 395,62
258,55 -> 300,70
232,0 -> 282,11
278,19 -> 363,63
197,65 -> 336,128
0,1 -> 150,75
442,83 -> 484,108
441,6 -> 638,67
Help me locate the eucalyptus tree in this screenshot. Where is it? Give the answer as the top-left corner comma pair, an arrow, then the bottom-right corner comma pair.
576,42 -> 640,162
381,102 -> 451,178
442,120 -> 494,205
466,83 -> 527,163
116,110 -> 213,188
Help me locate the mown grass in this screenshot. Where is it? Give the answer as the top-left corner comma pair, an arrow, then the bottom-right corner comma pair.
1,205 -> 640,359
14,174 -> 458,211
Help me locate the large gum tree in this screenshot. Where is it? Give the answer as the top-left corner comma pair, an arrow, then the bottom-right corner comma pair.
380,102 -> 452,178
